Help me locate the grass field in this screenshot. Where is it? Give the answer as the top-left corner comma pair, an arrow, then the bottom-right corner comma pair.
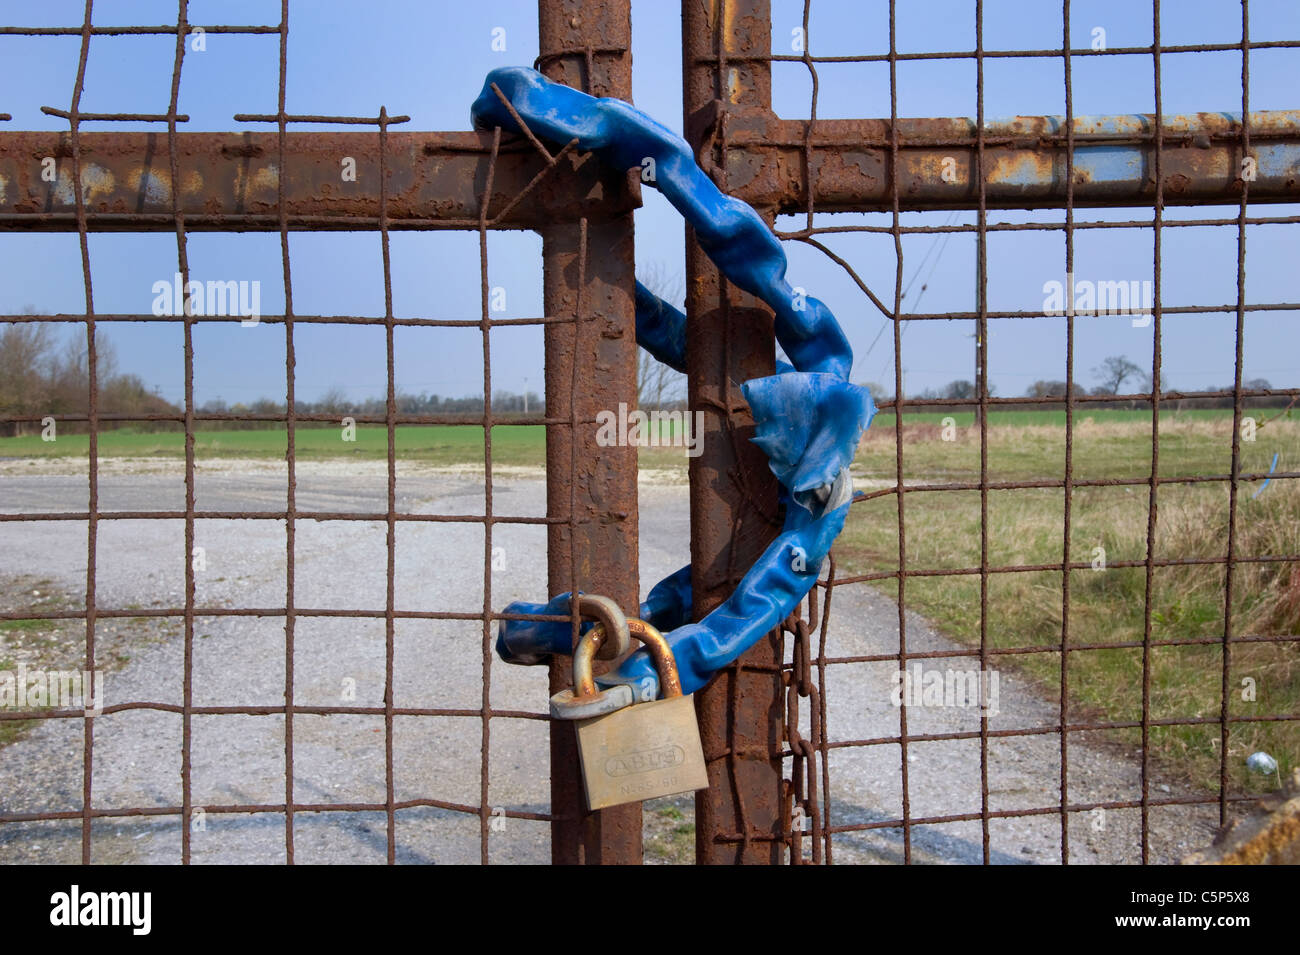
840,410 -> 1299,796
0,424 -> 549,468
857,409 -> 1289,483
0,421 -> 700,471
1,408 -> 1295,796
869,408 -> 1256,428
0,407 -> 1271,476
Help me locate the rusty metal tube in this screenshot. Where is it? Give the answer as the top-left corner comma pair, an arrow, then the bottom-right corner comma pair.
0,130 -> 638,230
683,0 -> 785,866
719,110 -> 1300,213
538,0 -> 641,866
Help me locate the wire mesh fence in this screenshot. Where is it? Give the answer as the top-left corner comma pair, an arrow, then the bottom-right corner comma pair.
729,0 -> 1300,863
0,0 -> 644,864
1,0 -> 1296,866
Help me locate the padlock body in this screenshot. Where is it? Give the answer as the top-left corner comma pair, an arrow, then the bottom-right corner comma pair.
575,694 -> 709,810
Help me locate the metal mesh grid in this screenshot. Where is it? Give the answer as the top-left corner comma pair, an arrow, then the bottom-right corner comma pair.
750,0 -> 1300,864
0,0 -> 618,864
2,0 -> 1296,867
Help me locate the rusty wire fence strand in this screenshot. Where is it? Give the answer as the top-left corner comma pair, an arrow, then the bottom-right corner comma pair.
974,0 -> 992,864
379,103 -> 397,865
7,285 -> 1299,325
817,708 -> 1296,745
1060,0 -> 1076,864
272,0 -> 298,864
477,124 -> 501,865
567,214 -> 585,789
1222,0 -> 1253,832
162,0 -> 196,866
0,314 -> 586,329
65,0 -> 98,866
778,213 -> 1300,240
709,38 -> 1300,64
886,0 -> 912,865
0,24 -> 279,36
6,387 -> 1300,427
1137,0 -> 1168,865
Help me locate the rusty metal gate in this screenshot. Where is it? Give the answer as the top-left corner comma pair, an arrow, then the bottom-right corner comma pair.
702,0 -> 1300,865
0,0 -> 642,865
1,0 -> 1297,865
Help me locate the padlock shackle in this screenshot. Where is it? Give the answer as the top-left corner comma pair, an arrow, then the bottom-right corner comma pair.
628,619 -> 683,699
573,618 -> 682,702
573,594 -> 631,661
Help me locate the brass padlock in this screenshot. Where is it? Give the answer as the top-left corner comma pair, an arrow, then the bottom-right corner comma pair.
551,617 -> 709,811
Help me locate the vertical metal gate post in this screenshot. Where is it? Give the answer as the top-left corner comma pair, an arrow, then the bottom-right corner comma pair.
683,0 -> 786,864
538,0 -> 643,864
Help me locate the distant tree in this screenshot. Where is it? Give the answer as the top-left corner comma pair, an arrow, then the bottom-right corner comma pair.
0,319 -> 180,433
940,379 -> 976,400
1091,355 -> 1143,395
251,397 -> 286,417
1025,379 -> 1086,399
0,322 -> 56,426
316,386 -> 349,415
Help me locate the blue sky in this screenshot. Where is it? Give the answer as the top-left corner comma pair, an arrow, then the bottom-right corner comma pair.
1,0 -> 1296,406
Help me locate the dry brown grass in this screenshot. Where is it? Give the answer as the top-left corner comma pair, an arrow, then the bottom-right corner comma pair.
839,416 -> 1299,794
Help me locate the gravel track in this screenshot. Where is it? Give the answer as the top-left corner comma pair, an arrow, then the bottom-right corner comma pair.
0,459 -> 1219,863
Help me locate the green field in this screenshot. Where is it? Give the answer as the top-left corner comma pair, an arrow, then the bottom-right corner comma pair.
0,424 -> 549,468
0,408 -> 1269,476
0,421 -> 700,470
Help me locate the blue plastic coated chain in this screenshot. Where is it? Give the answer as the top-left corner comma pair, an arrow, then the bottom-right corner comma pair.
474,67 -> 875,697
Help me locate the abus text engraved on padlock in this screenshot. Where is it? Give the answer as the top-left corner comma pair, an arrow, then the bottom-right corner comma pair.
551,617 -> 708,811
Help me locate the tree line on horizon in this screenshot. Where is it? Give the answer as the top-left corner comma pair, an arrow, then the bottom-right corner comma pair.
0,323 -> 175,437
2,323 -> 1289,437
857,355 -> 1288,413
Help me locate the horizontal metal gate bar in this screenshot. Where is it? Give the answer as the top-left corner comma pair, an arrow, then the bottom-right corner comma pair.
702,108 -> 1300,212
0,131 -> 640,231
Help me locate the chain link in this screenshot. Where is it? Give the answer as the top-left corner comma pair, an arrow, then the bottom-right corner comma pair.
781,560 -> 832,864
